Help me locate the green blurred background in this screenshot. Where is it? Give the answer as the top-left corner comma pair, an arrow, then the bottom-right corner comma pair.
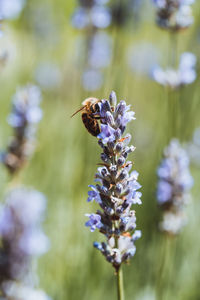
0,0 -> 200,299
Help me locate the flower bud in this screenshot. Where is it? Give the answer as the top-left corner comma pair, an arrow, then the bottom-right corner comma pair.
105,111 -> 114,126
117,156 -> 125,166
109,91 -> 117,106
101,153 -> 109,163
115,142 -> 123,153
118,169 -> 129,181
114,128 -> 121,140
115,183 -> 123,196
110,165 -> 118,178
100,167 -> 109,177
116,101 -> 126,115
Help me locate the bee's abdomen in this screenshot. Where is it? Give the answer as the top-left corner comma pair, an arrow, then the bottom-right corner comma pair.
82,113 -> 100,137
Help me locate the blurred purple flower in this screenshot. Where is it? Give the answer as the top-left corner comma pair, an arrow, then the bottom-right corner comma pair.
2,84 -> 43,174
157,181 -> 172,204
2,281 -> 51,300
72,0 -> 112,92
88,32 -> 112,68
72,3 -> 111,29
0,187 -> 49,284
152,52 -> 196,89
91,5 -> 111,28
153,0 -> 195,31
157,139 -> 193,234
8,85 -> 42,127
0,0 -> 26,20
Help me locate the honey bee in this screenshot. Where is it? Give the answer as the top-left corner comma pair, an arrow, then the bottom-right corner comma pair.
71,98 -> 102,136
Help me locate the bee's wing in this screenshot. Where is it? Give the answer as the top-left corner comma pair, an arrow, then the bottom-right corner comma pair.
82,97 -> 99,106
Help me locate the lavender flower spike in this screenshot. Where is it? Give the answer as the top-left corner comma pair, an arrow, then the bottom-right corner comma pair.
1,84 -> 42,174
0,187 -> 50,298
157,139 -> 193,235
85,91 -> 142,271
153,0 -> 195,31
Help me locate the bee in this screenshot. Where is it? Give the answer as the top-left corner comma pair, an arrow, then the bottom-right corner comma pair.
71,97 -> 102,136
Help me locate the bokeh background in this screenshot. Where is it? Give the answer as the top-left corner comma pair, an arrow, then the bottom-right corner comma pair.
0,0 -> 200,299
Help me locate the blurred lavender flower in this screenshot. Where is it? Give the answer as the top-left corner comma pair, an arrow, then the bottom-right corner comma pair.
0,187 -> 49,292
1,84 -> 42,174
72,1 -> 112,91
88,32 -> 112,68
153,0 -> 195,31
0,0 -> 26,20
72,0 -> 111,29
152,52 -> 196,89
82,32 -> 112,91
2,281 -> 51,300
157,139 -> 193,235
85,91 -> 142,271
80,31 -> 112,90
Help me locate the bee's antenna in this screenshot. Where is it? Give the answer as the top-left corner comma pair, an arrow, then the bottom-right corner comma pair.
70,106 -> 86,118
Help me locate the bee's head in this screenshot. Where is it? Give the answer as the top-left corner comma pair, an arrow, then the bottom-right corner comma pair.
90,105 -> 96,113
94,103 -> 100,112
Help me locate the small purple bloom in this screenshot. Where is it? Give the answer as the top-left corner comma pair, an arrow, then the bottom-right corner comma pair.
87,185 -> 102,203
126,178 -> 142,205
85,214 -> 102,232
119,110 -> 136,128
132,230 -> 142,241
98,124 -> 116,144
157,180 -> 172,204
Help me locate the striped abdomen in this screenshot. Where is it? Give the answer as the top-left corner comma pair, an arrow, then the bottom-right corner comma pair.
82,113 -> 100,136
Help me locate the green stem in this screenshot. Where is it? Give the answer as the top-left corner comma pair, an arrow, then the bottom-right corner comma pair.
117,267 -> 125,300
167,32 -> 178,141
169,32 -> 178,68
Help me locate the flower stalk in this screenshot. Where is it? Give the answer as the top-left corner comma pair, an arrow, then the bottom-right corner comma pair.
117,267 -> 124,300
